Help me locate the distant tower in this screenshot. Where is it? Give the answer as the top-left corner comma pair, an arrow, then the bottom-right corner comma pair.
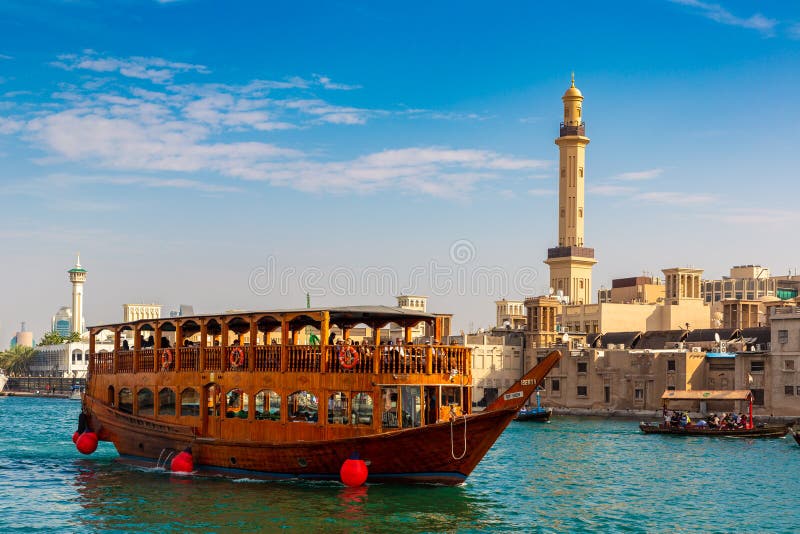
544,74 -> 597,305
68,254 -> 87,334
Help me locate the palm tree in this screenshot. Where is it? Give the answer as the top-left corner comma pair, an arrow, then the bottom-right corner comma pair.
0,345 -> 37,376
39,331 -> 65,346
66,332 -> 82,342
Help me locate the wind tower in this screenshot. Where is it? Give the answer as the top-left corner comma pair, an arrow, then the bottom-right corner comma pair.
68,254 -> 87,334
544,74 -> 597,305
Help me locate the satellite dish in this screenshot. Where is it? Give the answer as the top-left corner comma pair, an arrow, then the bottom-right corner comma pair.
714,333 -> 721,343
562,333 -> 570,343
548,287 -> 555,296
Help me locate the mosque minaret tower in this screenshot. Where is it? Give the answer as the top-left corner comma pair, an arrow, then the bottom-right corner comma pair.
68,254 -> 87,334
544,75 -> 597,305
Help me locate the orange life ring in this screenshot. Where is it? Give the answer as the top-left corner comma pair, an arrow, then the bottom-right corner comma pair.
338,346 -> 359,369
229,347 -> 245,368
161,349 -> 173,369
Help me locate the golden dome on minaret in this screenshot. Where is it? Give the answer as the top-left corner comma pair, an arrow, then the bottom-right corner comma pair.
562,72 -> 583,100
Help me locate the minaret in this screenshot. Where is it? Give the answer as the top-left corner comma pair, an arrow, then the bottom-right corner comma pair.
544,75 -> 597,305
68,254 -> 87,334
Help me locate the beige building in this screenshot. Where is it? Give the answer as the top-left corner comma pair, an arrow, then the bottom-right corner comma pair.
765,306 -> 800,415
544,76 -> 596,306
123,303 -> 162,322
598,276 -> 664,305
560,267 -> 710,334
456,331 -> 525,408
495,299 -> 526,329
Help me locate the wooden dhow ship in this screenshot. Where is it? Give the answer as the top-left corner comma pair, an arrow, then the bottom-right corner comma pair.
81,306 -> 561,484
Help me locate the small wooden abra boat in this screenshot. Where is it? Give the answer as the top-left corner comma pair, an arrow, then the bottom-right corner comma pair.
80,306 -> 562,484
640,389 -> 790,438
789,427 -> 800,446
514,388 -> 551,422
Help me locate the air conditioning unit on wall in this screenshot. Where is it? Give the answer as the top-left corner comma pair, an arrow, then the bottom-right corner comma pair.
691,347 -> 702,352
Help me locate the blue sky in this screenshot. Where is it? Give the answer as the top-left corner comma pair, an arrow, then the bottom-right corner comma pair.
1,0 -> 799,342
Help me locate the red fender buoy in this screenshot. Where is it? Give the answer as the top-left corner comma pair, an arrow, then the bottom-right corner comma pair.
72,431 -> 80,443
171,448 -> 194,473
340,454 -> 368,487
76,432 -> 98,455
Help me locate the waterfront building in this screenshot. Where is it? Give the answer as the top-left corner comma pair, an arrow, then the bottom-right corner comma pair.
450,329 -> 525,408
597,276 -> 664,305
68,255 -> 87,334
495,299 -> 526,329
31,338 -> 114,378
123,303 -> 162,322
11,322 -> 33,348
544,75 -> 596,306
764,306 -> 800,414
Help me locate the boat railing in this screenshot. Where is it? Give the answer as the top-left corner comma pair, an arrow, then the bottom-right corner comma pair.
254,345 -> 281,372
138,349 -> 154,373
179,347 -> 199,371
204,346 -> 223,371
287,345 -> 320,373
117,350 -> 134,373
88,343 -> 471,377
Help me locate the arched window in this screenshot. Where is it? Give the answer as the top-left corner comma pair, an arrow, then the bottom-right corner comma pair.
226,388 -> 249,418
255,389 -> 281,420
118,388 -> 133,414
159,387 -> 176,416
288,390 -> 318,423
206,384 -> 221,417
138,388 -> 154,416
328,392 -> 349,424
180,388 -> 199,416
352,392 -> 373,426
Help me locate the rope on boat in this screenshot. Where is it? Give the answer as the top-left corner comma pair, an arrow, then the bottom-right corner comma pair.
450,409 -> 467,461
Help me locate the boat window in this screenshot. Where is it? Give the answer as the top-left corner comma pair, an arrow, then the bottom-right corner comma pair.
180,387 -> 199,416
158,387 -> 176,416
380,387 -> 399,428
352,392 -> 373,426
118,388 -> 133,414
107,385 -> 115,406
138,388 -> 154,416
226,388 -> 249,419
206,384 -> 221,417
400,386 -> 422,428
441,386 -> 461,406
254,389 -> 281,420
288,390 -> 318,423
327,392 -> 349,425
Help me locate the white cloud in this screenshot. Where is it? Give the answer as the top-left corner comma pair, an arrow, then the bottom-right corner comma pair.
52,50 -> 209,83
313,74 -> 361,91
634,191 -> 716,205
527,188 -> 555,196
614,168 -> 664,181
588,184 -> 636,196
0,54 -> 12,60
0,117 -> 24,134
669,0 -> 777,35
47,173 -> 243,194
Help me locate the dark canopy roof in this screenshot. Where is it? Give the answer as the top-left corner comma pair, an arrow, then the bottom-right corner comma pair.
739,327 -> 770,345
685,328 -> 739,342
586,333 -> 603,348
600,331 -> 642,349
637,330 -> 688,350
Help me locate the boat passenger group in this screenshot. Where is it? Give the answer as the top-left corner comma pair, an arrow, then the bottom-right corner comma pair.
663,409 -> 750,430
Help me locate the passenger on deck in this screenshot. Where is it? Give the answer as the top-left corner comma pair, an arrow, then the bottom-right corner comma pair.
328,331 -> 336,345
161,336 -> 171,348
122,339 -> 130,351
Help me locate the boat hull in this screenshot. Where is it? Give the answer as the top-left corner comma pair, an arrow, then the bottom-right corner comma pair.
639,422 -> 789,438
514,408 -> 552,422
85,396 -> 518,485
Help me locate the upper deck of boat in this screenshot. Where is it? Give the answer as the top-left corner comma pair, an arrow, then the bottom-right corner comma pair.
87,305 -> 470,379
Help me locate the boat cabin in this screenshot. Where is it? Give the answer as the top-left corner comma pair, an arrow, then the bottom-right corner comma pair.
86,306 -> 472,443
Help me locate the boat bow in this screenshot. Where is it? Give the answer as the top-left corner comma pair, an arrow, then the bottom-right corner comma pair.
485,350 -> 562,413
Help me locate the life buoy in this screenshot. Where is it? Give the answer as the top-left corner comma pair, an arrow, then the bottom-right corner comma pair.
229,347 -> 245,368
338,346 -> 359,369
161,349 -> 173,370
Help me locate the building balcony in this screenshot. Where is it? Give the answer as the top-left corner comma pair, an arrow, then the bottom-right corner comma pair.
559,122 -> 586,137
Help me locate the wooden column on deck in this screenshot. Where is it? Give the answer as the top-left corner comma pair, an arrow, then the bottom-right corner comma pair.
131,327 -> 139,374
372,324 -> 382,374
199,320 -> 207,372
154,324 -> 162,372
434,317 -> 443,343
280,318 -> 289,372
404,325 -> 413,343
91,329 -> 99,375
320,311 -> 330,373
114,329 -> 121,374
249,317 -> 257,372
175,320 -> 183,371
221,321 -> 230,372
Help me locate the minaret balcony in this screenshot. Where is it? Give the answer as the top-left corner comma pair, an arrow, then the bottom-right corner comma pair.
548,246 -> 595,259
559,122 -> 586,137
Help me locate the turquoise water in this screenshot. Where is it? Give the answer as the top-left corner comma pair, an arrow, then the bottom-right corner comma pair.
2,396 -> 800,533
